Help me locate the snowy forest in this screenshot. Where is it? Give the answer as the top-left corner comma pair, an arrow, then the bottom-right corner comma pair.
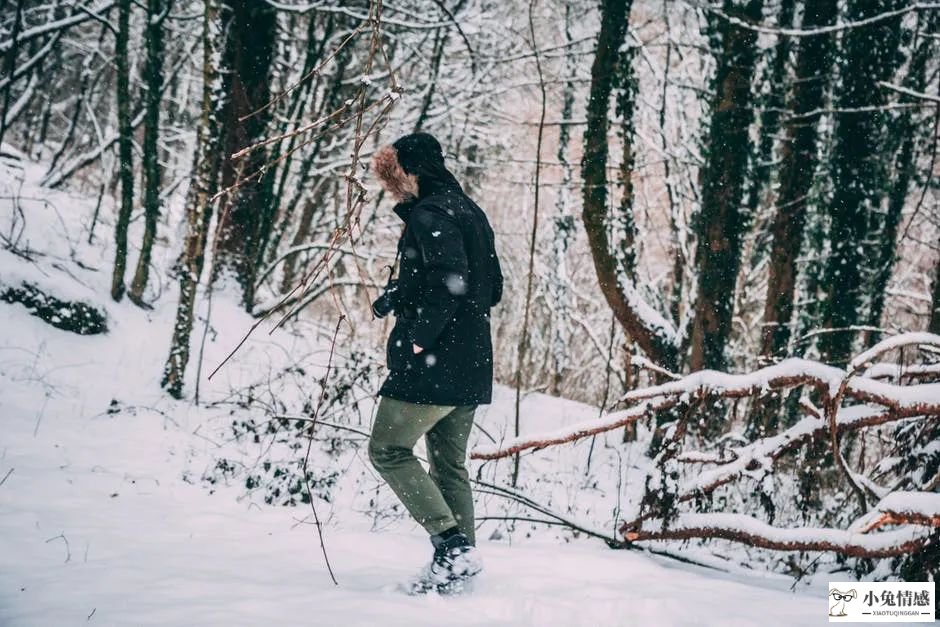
1,0 -> 939,624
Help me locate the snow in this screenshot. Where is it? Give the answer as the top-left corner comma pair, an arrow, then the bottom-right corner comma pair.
0,247 -> 106,307
849,492 -> 940,533
0,158 -> 856,626
0,302 -> 829,626
848,332 -> 940,372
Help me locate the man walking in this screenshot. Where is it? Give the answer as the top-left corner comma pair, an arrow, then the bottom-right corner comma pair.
368,132 -> 503,594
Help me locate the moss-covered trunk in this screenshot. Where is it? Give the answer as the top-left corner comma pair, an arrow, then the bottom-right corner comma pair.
128,0 -> 167,306
818,0 -> 904,366
687,0 -> 762,372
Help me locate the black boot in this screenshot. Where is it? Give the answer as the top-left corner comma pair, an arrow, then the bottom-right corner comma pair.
406,528 -> 483,595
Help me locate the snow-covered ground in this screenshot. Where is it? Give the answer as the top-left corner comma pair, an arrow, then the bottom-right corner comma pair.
0,157 -> 833,626
0,361 -> 824,626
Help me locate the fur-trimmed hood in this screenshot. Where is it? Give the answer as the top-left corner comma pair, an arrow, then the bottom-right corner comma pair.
371,132 -> 461,202
371,144 -> 418,202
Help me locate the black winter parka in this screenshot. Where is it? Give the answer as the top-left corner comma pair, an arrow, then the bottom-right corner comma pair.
378,178 -> 503,406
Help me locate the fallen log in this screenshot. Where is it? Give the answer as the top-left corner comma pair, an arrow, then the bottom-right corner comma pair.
623,512 -> 933,559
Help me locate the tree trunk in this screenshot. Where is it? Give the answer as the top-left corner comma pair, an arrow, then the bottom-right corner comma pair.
744,0 -> 794,225
110,0 -> 134,302
759,0 -> 838,360
745,0 -> 838,439
0,0 -> 23,148
210,0 -> 277,310
547,0 -> 578,395
264,14 -> 336,268
581,0 -> 677,369
279,180 -> 330,294
128,0 -> 168,306
865,10 -> 938,341
162,0 -> 226,399
687,0 -> 762,372
930,245 -> 940,335
818,0 -> 904,366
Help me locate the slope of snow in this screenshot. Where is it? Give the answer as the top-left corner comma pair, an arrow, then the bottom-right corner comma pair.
0,275 -> 825,627
0,358 -> 823,626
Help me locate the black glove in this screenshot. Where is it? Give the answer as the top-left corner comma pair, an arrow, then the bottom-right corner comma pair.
371,279 -> 400,319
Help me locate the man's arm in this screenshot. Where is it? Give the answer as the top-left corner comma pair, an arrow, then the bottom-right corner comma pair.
408,207 -> 468,351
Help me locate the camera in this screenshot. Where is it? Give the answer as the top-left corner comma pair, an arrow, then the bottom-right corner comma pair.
372,279 -> 400,319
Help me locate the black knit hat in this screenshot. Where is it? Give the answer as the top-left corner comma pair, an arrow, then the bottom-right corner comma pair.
392,132 -> 445,175
390,132 -> 462,198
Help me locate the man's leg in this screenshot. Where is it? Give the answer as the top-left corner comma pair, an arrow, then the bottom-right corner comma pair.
425,405 -> 477,544
368,396 -> 459,536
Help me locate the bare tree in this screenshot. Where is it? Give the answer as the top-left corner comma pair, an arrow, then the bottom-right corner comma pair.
127,0 -> 171,306
580,0 -> 677,370
110,0 -> 134,301
162,0 -> 226,399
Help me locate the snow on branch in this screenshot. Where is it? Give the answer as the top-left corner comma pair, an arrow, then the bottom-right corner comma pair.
850,492 -> 940,534
0,1 -> 116,53
623,512 -> 933,559
698,2 -> 940,38
472,397 -> 673,460
678,404 -> 895,499
879,81 -> 940,104
620,358 -> 940,415
631,353 -> 680,380
623,282 -> 677,345
863,361 -> 940,381
472,334 -> 940,461
847,332 -> 940,374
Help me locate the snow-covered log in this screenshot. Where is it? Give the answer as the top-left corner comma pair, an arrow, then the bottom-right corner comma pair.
472,336 -> 940,461
623,512 -> 932,559
620,357 -> 940,416
474,334 -> 940,561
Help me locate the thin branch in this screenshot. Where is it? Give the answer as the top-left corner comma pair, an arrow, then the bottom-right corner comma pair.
696,1 -> 940,37
300,314 -> 346,586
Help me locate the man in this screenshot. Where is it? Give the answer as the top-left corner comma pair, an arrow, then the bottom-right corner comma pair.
368,132 -> 503,594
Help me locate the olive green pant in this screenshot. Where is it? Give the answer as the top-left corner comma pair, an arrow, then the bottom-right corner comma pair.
368,396 -> 477,544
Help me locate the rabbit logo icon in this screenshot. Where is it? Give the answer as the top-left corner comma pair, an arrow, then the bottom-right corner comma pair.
829,589 -> 857,617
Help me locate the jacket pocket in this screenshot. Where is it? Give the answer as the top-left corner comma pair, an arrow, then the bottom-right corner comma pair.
386,321 -> 414,372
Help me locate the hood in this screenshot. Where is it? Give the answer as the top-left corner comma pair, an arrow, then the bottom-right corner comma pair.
371,132 -> 461,202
